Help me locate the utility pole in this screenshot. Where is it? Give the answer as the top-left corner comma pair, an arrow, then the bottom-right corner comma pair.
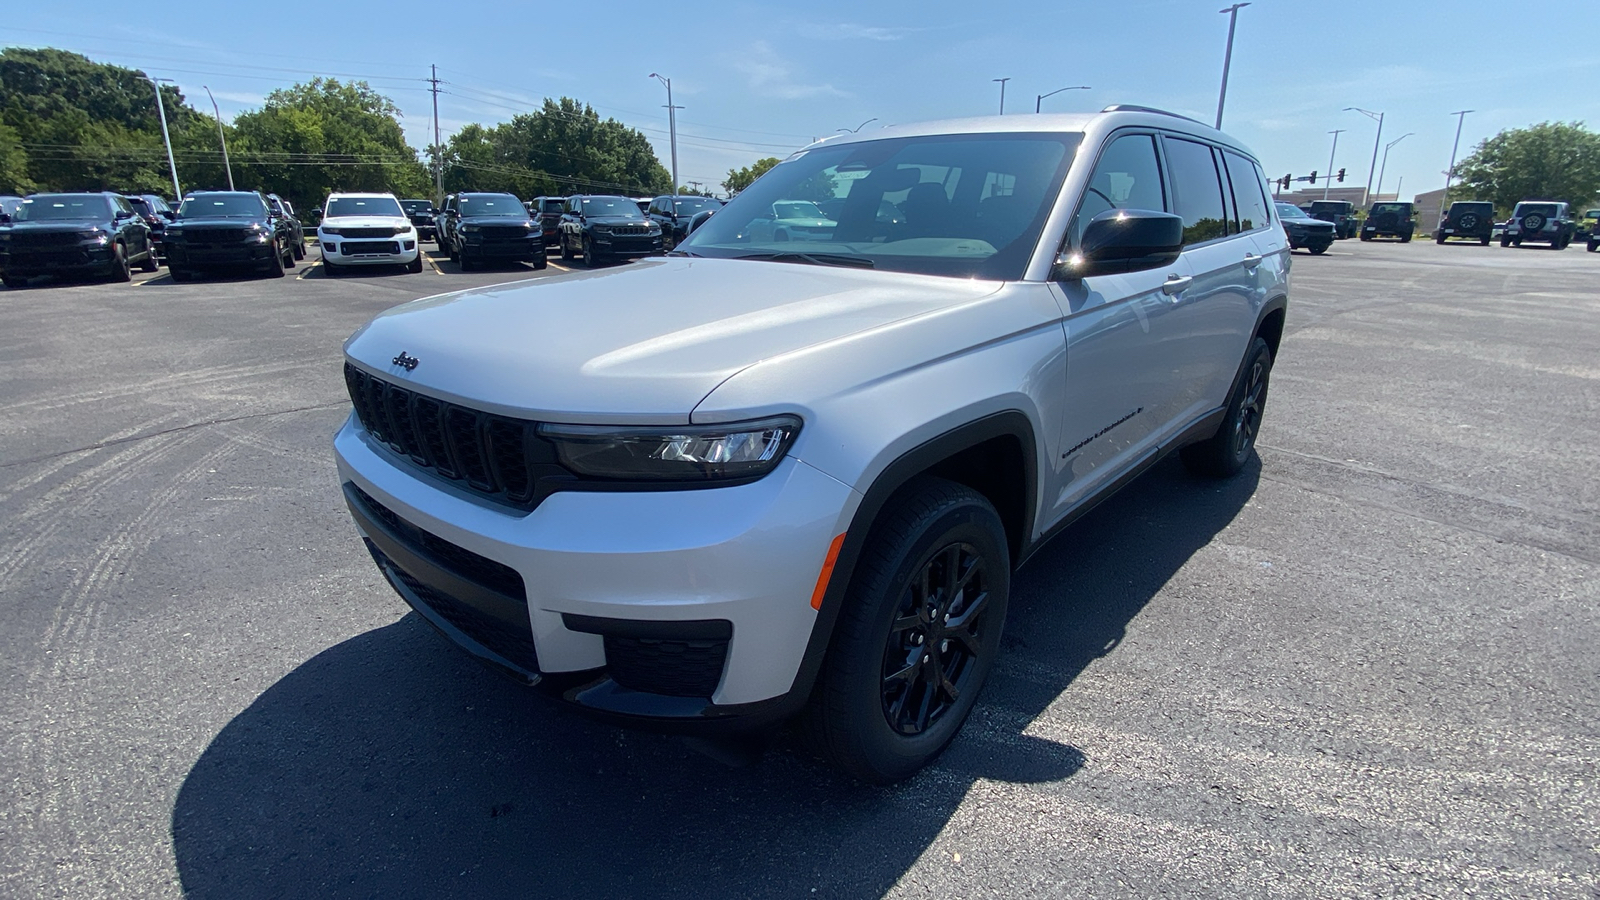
1215,3 -> 1250,130
1036,85 -> 1091,113
202,86 -> 234,190
650,73 -> 681,193
428,65 -> 444,203
1374,132 -> 1412,201
993,78 -> 1011,114
1440,109 -> 1473,223
1344,107 -> 1383,207
144,76 -> 181,200
1323,129 -> 1345,200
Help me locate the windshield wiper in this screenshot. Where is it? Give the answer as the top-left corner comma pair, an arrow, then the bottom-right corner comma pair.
732,251 -> 874,269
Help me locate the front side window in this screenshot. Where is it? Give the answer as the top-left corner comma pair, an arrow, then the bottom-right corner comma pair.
1070,133 -> 1165,246
1223,151 -> 1270,232
180,194 -> 269,218
1164,137 -> 1228,246
681,132 -> 1079,280
326,196 -> 404,218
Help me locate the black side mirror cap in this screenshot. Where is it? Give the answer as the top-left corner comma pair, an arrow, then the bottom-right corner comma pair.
1055,209 -> 1184,279
0,213 -> 10,225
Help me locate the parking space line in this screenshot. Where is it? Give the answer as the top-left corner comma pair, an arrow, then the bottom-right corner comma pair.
296,262 -> 319,280
547,261 -> 573,272
427,254 -> 444,275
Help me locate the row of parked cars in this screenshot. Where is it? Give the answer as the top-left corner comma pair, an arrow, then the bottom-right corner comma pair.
1275,197 -> 1600,252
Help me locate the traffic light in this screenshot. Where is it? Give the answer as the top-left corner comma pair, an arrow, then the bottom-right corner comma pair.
1337,168 -> 1346,183
1308,170 -> 1317,183
1279,174 -> 1292,191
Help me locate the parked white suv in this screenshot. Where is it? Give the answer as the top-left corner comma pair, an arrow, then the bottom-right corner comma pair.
319,192 -> 422,274
335,106 -> 1290,782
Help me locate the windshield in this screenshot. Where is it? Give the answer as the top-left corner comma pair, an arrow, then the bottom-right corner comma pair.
679,132 -> 1079,279
460,195 -> 526,217
672,197 -> 720,215
325,196 -> 404,218
125,197 -> 154,216
582,196 -> 644,218
1369,204 -> 1409,215
1310,202 -> 1349,213
401,200 -> 435,214
539,199 -> 565,213
1275,203 -> 1305,218
14,195 -> 111,221
180,194 -> 267,218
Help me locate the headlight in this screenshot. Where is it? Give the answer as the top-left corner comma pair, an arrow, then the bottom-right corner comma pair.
460,223 -> 479,234
591,224 -> 610,234
647,222 -> 662,232
322,226 -> 343,236
538,416 -> 801,482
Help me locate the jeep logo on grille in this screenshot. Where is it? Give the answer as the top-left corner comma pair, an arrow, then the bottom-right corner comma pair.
391,352 -> 419,371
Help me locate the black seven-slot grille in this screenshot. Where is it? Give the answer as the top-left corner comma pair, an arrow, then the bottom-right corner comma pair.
339,227 -> 401,239
344,362 -> 570,509
606,224 -> 651,236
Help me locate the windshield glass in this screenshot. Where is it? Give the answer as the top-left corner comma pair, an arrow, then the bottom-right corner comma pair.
672,197 -> 720,215
325,196 -> 404,218
15,195 -> 111,221
401,200 -> 435,214
1310,202 -> 1349,213
180,194 -> 267,218
1275,203 -> 1304,218
1370,204 -> 1409,215
679,132 -> 1079,279
125,197 -> 154,216
582,196 -> 644,218
459,195 -> 526,216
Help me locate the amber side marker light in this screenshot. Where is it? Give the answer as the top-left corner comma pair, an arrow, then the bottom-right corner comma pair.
809,533 -> 847,610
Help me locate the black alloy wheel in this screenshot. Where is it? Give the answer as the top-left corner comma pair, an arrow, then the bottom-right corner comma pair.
108,243 -> 132,282
1181,336 -> 1272,478
169,267 -> 193,283
801,477 -> 1011,784
282,239 -> 296,270
582,238 -> 598,268
263,240 -> 285,278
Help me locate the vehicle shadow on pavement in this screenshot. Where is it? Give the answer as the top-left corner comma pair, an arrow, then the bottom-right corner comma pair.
170,456 -> 1257,899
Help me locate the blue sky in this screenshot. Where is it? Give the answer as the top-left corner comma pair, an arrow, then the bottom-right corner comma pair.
9,1 -> 1599,197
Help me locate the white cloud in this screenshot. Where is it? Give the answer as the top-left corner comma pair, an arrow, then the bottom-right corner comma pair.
797,22 -> 916,42
728,41 -> 849,100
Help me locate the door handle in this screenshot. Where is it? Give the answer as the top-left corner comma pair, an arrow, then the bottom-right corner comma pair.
1241,253 -> 1263,270
1160,274 -> 1192,296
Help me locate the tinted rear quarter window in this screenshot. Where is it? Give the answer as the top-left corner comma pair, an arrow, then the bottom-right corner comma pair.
1222,151 -> 1269,232
1164,137 -> 1228,245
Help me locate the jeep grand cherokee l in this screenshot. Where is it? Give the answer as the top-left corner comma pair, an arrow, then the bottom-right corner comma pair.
320,192 -> 422,274
164,191 -> 297,281
1,192 -> 157,287
1275,201 -> 1334,254
434,192 -> 545,271
335,106 -> 1289,782
558,195 -> 663,267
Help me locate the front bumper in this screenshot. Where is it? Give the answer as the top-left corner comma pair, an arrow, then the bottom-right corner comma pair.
463,236 -> 546,261
165,240 -> 277,269
0,244 -> 116,275
592,232 -> 664,258
321,236 -> 420,266
334,415 -> 854,728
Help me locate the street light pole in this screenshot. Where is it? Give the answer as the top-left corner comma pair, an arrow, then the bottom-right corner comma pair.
836,118 -> 878,134
993,78 -> 1010,114
1344,106 -> 1383,207
1374,132 -> 1413,200
144,76 -> 181,200
202,86 -> 234,191
1035,85 -> 1091,113
649,73 -> 681,193
1323,129 -> 1345,200
1215,3 -> 1251,130
1440,109 -> 1473,223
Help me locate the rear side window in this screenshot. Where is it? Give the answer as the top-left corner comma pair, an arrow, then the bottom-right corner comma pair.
1071,133 -> 1165,246
1164,137 -> 1228,246
1222,151 -> 1270,232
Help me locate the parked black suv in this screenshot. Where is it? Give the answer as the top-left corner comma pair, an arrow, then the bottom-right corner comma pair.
1360,202 -> 1415,242
1436,201 -> 1495,245
265,193 -> 306,260
1501,201 -> 1574,249
1306,200 -> 1358,239
1275,201 -> 1335,255
558,194 -> 663,267
162,191 -> 298,281
122,193 -> 174,262
645,195 -> 722,251
526,196 -> 566,247
435,192 -> 545,270
0,192 -> 157,287
400,199 -> 438,242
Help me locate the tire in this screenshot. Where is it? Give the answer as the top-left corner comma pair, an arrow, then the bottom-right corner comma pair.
322,257 -> 340,276
447,236 -> 459,262
1589,240 -> 1599,253
582,238 -> 599,268
2,275 -> 27,289
1400,232 -> 1412,243
1359,232 -> 1371,241
1180,336 -> 1272,479
1500,237 -> 1511,247
1308,244 -> 1329,255
293,239 -> 306,261
1513,239 -> 1522,247
533,255 -> 548,271
406,254 -> 424,274
282,240 -> 296,270
138,244 -> 159,272
108,243 -> 132,282
263,242 -> 286,278
1480,237 -> 1491,246
801,477 -> 1011,784
460,248 -> 477,271
1435,233 -> 1446,244
168,267 -> 193,283
560,234 -> 573,261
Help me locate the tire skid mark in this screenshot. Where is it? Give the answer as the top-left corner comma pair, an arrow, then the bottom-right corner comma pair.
0,357 -> 326,416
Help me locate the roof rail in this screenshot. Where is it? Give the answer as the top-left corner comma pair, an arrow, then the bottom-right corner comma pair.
1100,104 -> 1208,126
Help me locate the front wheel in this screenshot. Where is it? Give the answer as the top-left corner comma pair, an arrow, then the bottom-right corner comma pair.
1180,336 -> 1272,479
1308,244 -> 1328,255
2,274 -> 27,289
801,477 -> 1011,784
406,254 -> 424,274
138,245 -> 159,272
108,243 -> 132,282
168,267 -> 193,283
1588,240 -> 1599,253
582,238 -> 599,268
293,239 -> 306,261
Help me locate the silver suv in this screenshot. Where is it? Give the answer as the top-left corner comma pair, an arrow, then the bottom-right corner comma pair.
334,106 -> 1290,782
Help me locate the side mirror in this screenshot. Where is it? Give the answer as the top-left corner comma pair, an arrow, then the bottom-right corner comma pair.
1055,209 -> 1184,279
0,213 -> 10,225
160,210 -> 176,221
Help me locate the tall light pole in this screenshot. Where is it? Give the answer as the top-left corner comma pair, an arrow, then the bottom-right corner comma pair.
649,73 -> 681,194
1374,132 -> 1413,200
1215,3 -> 1250,129
993,78 -> 1010,114
837,118 -> 878,134
202,86 -> 234,191
1440,109 -> 1473,222
144,76 -> 181,200
1036,85 -> 1091,113
1344,106 -> 1383,207
1322,129 -> 1346,200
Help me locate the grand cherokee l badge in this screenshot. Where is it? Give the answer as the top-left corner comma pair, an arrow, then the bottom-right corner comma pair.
391,352 -> 419,371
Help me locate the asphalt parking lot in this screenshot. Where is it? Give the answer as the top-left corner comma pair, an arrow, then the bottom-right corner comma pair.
2,239 -> 1597,898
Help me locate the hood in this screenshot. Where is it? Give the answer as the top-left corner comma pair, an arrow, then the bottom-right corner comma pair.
587,215 -> 649,225
4,219 -> 108,232
173,216 -> 266,228
343,257 -> 1002,423
460,215 -> 533,226
322,215 -> 408,230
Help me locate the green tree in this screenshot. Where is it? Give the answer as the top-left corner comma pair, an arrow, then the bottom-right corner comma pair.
231,78 -> 430,213
723,157 -> 780,195
441,98 -> 669,197
0,120 -> 36,194
1454,121 -> 1600,214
